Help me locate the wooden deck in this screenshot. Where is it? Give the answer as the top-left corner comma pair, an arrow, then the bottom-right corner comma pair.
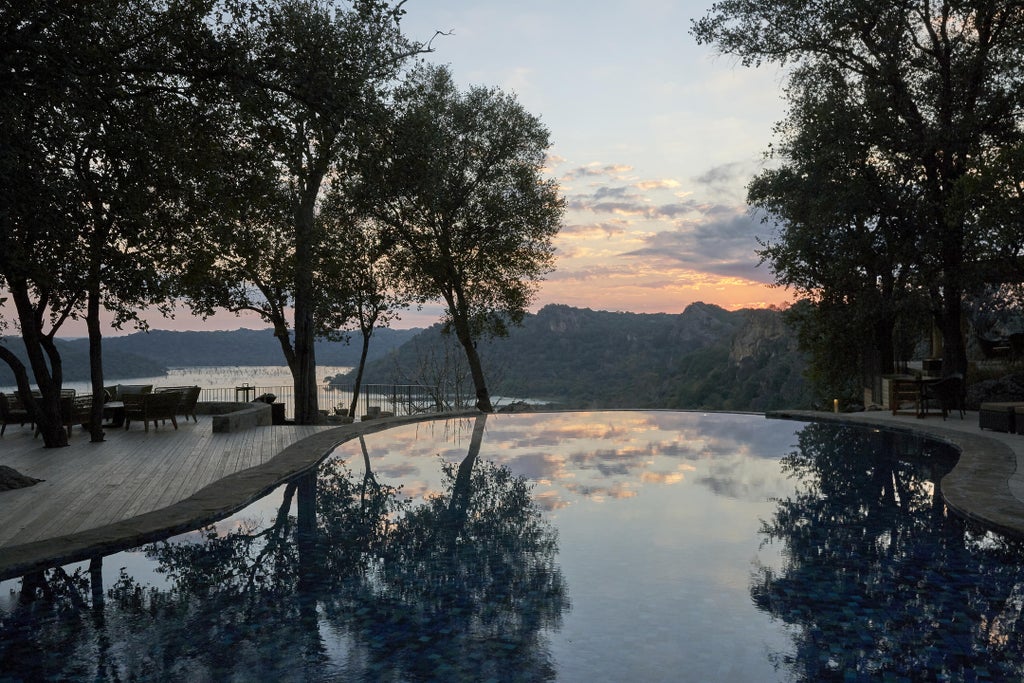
0,409 -> 464,580
0,417 -> 332,566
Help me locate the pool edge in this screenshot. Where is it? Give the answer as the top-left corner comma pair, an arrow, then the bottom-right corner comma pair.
768,409 -> 1024,540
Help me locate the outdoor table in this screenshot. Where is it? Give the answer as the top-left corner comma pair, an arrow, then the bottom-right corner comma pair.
103,401 -> 125,428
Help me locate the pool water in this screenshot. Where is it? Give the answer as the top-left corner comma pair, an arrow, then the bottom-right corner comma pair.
1,411 -> 1022,682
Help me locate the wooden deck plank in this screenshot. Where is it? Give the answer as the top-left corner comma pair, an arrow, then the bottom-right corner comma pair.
0,408 -> 466,581
159,430 -> 220,506
0,417 -> 334,550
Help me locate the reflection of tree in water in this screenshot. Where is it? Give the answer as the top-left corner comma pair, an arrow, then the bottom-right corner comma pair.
0,416 -> 568,681
754,423 -> 1024,681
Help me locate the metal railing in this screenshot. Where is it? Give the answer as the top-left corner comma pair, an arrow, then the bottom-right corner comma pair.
199,383 -> 443,421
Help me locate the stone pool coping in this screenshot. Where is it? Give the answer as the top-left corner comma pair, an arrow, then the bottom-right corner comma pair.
769,409 -> 1024,540
0,410 -> 477,581
4,407 -> 1023,580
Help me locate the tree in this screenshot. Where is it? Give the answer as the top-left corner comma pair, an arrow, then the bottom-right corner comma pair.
318,202 -> 409,418
359,65 -> 565,412
176,144 -> 362,392
693,0 -> 1024,378
0,0 -> 213,445
747,63 -> 928,401
183,0 -> 422,424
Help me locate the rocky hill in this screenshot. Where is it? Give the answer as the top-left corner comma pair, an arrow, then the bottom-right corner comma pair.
333,303 -> 812,411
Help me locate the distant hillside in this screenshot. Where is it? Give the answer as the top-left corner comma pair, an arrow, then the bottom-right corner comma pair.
0,327 -> 420,384
95,327 -> 419,367
331,303 -> 812,411
1,309 -> 811,410
0,339 -> 167,384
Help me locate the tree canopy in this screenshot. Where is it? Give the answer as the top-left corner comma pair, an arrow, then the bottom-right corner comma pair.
0,0 -> 219,444
694,0 -> 1024,386
3,0 -> 564,433
178,0 -> 423,424
357,64 -> 565,412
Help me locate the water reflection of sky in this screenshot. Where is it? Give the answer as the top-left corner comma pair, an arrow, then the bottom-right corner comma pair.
6,412 -> 1007,682
340,411 -> 799,511
330,411 -> 804,680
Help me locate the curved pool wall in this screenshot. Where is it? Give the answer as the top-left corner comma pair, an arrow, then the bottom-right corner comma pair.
4,407 -> 1024,582
5,410 -> 1024,682
770,409 -> 1024,540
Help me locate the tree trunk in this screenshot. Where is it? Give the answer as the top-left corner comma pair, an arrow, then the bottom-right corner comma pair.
293,237 -> 319,424
0,347 -> 36,413
348,328 -> 372,418
86,286 -> 106,442
10,283 -> 67,447
864,312 -> 897,406
450,311 -> 492,412
291,156 -> 328,425
939,288 -> 967,377
444,413 -> 487,537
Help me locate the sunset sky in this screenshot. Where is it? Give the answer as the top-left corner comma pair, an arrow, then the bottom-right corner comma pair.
399,0 -> 792,322
51,0 -> 793,336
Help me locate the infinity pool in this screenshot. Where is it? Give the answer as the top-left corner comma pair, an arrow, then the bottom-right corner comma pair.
1,411 -> 1021,681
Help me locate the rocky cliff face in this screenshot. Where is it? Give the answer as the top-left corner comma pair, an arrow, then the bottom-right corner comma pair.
671,301 -> 743,351
333,302 -> 813,410
729,308 -> 798,365
541,304 -> 587,334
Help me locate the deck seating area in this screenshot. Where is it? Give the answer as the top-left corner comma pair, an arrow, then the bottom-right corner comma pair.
0,384 -> 209,436
0,392 -> 31,435
156,385 -> 202,423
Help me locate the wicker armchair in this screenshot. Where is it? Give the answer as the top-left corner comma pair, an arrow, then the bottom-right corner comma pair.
156,385 -> 201,423
124,391 -> 180,432
33,393 -> 92,438
921,373 -> 965,420
0,392 -> 32,435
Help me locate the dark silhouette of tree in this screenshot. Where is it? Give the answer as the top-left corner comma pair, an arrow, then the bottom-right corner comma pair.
357,64 -> 565,412
693,0 -> 1024,379
752,423 -> 1024,680
177,0 -> 424,424
0,0 -> 215,445
747,64 -> 929,401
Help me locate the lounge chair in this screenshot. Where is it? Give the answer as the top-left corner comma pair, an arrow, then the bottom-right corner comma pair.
104,384 -> 153,402
124,390 -> 180,432
33,394 -> 92,438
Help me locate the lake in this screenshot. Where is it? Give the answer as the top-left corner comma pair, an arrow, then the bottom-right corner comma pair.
1,365 -> 355,420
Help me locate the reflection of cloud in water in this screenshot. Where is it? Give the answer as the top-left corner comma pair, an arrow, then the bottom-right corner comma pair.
349,411 -> 800,510
695,415 -> 798,459
566,480 -> 639,502
401,481 -> 437,502
506,452 -> 567,481
483,414 -> 652,453
694,457 -> 789,501
641,464 -> 694,485
374,462 -> 420,479
533,489 -> 570,511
